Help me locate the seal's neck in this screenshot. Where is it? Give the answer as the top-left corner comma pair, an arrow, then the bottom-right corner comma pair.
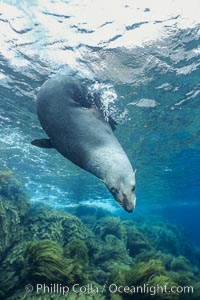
85,145 -> 133,183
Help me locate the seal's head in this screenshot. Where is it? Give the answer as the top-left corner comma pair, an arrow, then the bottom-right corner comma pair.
106,171 -> 136,213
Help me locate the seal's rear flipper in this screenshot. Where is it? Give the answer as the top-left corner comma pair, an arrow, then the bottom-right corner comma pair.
31,138 -> 54,148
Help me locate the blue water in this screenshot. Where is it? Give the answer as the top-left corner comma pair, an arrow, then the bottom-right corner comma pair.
0,0 -> 200,244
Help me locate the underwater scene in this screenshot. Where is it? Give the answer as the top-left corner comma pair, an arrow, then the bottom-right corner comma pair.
0,0 -> 200,299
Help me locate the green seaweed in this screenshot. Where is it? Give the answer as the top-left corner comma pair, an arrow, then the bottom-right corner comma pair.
170,256 -> 195,272
93,235 -> 132,273
24,204 -> 89,246
126,225 -> 153,257
108,266 -> 129,287
109,294 -> 123,300
141,220 -> 195,260
146,275 -> 179,300
0,171 -> 29,217
64,239 -> 89,266
7,290 -> 105,300
0,242 -> 26,297
22,239 -> 87,285
108,259 -> 179,300
93,217 -> 127,243
126,259 -> 166,286
193,282 -> 200,300
0,170 -> 30,259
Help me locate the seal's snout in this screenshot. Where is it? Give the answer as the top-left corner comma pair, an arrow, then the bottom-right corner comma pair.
125,206 -> 134,213
108,183 -> 136,213
122,193 -> 136,213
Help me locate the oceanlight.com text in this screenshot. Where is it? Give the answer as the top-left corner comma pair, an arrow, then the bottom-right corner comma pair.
108,283 -> 194,296
25,283 -> 194,296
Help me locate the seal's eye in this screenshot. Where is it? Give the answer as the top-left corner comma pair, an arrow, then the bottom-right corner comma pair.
111,187 -> 119,194
132,185 -> 135,192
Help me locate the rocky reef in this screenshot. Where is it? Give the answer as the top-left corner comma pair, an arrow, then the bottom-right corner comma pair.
0,171 -> 200,300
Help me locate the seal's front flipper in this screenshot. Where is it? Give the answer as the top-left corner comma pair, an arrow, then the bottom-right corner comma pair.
108,116 -> 117,131
31,138 -> 54,148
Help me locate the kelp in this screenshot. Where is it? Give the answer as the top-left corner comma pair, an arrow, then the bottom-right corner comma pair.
0,171 -> 30,258
93,217 -> 127,243
146,275 -> 179,300
72,204 -> 109,226
0,242 -> 26,298
22,239 -> 87,285
126,225 -> 153,257
7,290 -> 105,300
108,260 -> 179,300
64,238 -> 89,266
126,259 -> 166,285
109,294 -> 123,300
170,256 -> 196,273
140,220 -> 197,261
0,171 -> 29,216
24,204 -> 89,246
91,234 -> 132,278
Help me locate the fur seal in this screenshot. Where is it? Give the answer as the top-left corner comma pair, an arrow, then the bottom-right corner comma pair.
32,72 -> 136,212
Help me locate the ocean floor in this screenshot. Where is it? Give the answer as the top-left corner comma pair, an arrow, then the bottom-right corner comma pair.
0,171 -> 200,300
